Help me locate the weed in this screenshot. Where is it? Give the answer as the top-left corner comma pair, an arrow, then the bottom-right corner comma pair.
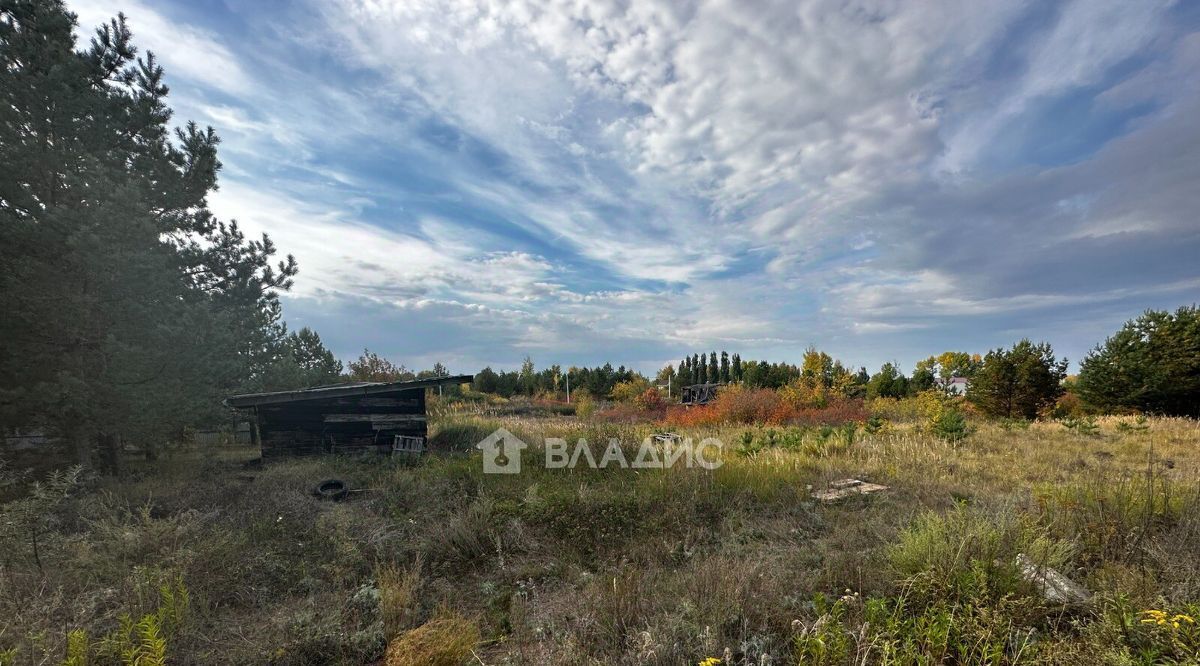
890,503 -> 1073,605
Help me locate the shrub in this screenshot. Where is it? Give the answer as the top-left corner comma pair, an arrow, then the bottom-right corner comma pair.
633,387 -> 664,411
863,414 -> 889,435
1035,472 -> 1192,566
664,385 -> 865,427
1115,415 -> 1150,433
915,391 -> 974,442
385,614 -> 480,666
792,593 -> 853,665
929,409 -> 972,442
1048,390 -> 1086,419
573,391 -> 596,419
864,396 -> 925,422
890,504 -> 1074,605
610,379 -> 650,403
1059,415 -> 1099,436
793,592 -> 1040,665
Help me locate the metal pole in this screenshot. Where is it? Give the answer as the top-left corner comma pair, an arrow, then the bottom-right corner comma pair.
566,372 -> 570,404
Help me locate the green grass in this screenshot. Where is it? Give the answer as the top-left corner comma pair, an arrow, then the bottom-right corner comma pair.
1,414 -> 1198,664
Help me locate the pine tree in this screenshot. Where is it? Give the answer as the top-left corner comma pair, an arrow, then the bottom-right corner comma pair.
1078,306 -> 1200,416
720,351 -> 730,382
0,4 -> 297,467
709,352 -> 719,384
732,354 -> 742,382
968,340 -> 1067,419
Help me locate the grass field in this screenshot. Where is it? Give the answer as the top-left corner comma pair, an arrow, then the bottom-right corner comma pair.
2,412 -> 1199,664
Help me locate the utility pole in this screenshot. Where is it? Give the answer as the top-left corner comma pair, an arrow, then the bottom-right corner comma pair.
566,372 -> 570,404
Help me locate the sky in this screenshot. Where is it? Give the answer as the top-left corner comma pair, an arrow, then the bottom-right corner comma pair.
68,0 -> 1200,376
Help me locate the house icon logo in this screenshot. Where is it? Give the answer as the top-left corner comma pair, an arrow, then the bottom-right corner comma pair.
476,428 -> 528,474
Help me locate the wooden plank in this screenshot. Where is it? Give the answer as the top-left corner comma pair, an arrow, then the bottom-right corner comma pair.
323,414 -> 427,423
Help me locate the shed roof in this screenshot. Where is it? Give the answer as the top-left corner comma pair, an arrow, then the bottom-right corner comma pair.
225,375 -> 474,408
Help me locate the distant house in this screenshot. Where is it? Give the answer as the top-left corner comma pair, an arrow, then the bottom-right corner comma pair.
225,375 -> 472,458
936,376 -> 970,395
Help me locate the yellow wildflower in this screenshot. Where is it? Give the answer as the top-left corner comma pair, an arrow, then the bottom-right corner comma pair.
1141,609 -> 1197,629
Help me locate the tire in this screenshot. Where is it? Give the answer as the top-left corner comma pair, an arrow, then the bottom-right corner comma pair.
314,478 -> 348,501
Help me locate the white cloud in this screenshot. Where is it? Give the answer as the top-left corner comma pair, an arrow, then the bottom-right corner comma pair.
69,0 -> 254,94
56,0 -> 1199,372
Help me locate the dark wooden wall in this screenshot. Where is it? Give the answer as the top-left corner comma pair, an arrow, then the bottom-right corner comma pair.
255,389 -> 426,458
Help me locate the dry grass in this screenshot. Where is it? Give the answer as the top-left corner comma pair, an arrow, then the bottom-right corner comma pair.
1,414 -> 1197,664
379,556 -> 425,640
384,613 -> 480,666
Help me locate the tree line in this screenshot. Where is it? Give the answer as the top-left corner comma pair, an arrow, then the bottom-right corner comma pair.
471,358 -> 641,399
462,304 -> 1200,420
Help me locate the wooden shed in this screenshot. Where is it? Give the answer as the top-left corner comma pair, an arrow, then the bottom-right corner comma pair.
680,382 -> 721,405
225,375 -> 473,458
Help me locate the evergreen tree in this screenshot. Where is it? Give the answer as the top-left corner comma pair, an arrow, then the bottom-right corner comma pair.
866,363 -> 908,399
968,340 -> 1067,419
709,352 -> 719,384
1077,306 -> 1200,416
347,350 -> 411,382
473,367 -> 500,394
720,351 -> 730,382
911,356 -> 937,393
692,354 -> 702,384
0,4 -> 296,467
289,328 -> 343,382
732,354 -> 742,381
255,327 -> 343,390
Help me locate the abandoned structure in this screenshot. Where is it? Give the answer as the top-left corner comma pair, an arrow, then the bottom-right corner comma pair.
226,375 -> 472,458
680,382 -> 721,405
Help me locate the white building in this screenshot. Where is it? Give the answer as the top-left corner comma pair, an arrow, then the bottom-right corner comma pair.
936,376 -> 970,395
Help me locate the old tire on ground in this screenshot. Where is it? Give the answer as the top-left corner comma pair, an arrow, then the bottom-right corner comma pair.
314,479 -> 348,501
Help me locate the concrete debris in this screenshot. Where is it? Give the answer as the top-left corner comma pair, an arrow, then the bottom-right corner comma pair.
812,478 -> 889,502
1015,554 -> 1092,605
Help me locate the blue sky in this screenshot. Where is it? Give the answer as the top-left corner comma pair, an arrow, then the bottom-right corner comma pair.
70,0 -> 1200,375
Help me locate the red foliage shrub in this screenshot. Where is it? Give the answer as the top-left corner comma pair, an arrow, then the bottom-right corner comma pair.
664,386 -> 866,427
635,388 -> 664,411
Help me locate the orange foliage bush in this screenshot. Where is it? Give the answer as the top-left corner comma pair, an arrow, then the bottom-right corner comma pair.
635,388 -> 665,411
664,385 -> 866,427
